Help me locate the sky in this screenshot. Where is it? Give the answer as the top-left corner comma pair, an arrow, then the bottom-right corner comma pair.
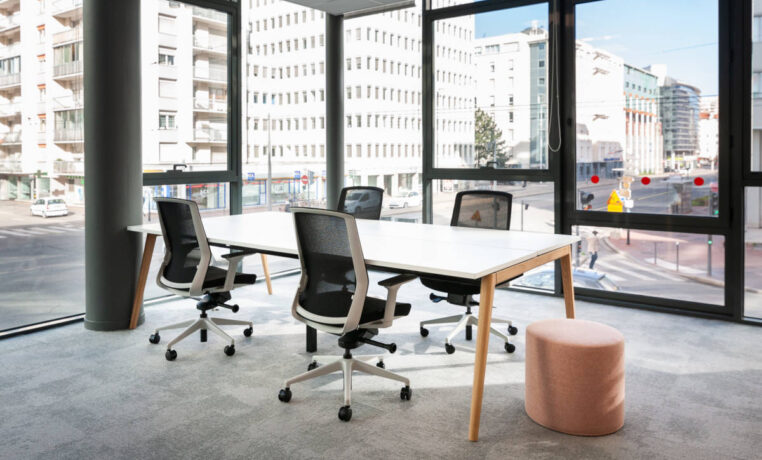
474,0 -> 718,96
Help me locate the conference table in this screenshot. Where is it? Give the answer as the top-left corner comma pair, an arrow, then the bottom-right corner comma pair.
127,211 -> 579,441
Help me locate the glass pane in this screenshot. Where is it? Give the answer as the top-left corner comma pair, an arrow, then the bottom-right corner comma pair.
242,3 -> 330,274
142,1 -> 230,174
573,226 -> 724,306
433,180 -> 556,291
435,4 -> 549,169
753,0 -> 762,172
142,183 -> 230,300
0,0 -> 85,330
430,1 -> 482,9
575,0 -> 719,216
746,188 -> 762,318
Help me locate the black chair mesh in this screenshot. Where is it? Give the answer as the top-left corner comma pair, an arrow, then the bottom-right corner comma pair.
294,212 -> 361,320
451,191 -> 512,230
156,200 -> 204,285
421,190 -> 514,296
337,186 -> 384,220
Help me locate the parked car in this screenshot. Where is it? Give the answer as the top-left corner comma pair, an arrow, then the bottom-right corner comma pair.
30,198 -> 68,218
342,189 -> 383,215
387,190 -> 422,209
512,267 -> 619,291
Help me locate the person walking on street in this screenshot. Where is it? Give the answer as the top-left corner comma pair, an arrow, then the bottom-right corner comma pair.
587,230 -> 600,270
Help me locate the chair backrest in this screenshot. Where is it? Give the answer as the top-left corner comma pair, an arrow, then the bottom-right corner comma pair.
451,190 -> 513,230
154,197 -> 212,296
291,208 -> 369,334
337,186 -> 384,220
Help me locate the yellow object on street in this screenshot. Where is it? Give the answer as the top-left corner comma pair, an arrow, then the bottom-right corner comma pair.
607,190 -> 623,213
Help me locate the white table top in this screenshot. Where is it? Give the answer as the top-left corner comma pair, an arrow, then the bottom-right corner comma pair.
128,212 -> 579,280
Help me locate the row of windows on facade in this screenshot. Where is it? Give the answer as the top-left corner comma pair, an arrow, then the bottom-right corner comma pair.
244,142 -> 473,161
251,6 -> 423,33
243,114 -> 473,134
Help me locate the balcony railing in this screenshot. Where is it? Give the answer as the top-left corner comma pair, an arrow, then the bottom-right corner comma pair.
194,127 -> 226,143
0,101 -> 20,117
52,0 -> 83,15
0,12 -> 20,31
0,159 -> 21,173
1,130 -> 21,144
54,160 -> 84,175
0,42 -> 20,57
52,27 -> 82,45
193,65 -> 227,82
53,94 -> 84,110
0,73 -> 20,87
192,6 -> 227,23
54,127 -> 83,142
37,131 -> 47,144
53,60 -> 83,77
194,97 -> 227,113
193,37 -> 226,53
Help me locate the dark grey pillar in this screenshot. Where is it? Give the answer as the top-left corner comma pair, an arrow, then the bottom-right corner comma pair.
325,14 -> 344,210
84,0 -> 143,330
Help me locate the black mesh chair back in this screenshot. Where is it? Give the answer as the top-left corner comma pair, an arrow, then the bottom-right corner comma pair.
292,208 -> 369,332
337,186 -> 384,220
155,198 -> 210,286
451,190 -> 512,230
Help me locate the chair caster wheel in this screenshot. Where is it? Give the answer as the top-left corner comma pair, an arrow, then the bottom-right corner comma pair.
389,343 -> 397,354
307,361 -> 318,371
149,333 -> 160,344
278,388 -> 292,402
376,361 -> 385,369
338,405 -> 352,422
224,345 -> 236,356
243,327 -> 253,337
400,386 -> 412,401
165,349 -> 177,361
508,325 -> 518,336
444,343 -> 455,354
504,342 -> 516,353
231,304 -> 240,313
420,327 -> 429,337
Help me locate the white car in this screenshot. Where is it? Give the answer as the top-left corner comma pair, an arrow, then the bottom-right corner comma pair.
30,198 -> 68,218
387,191 -> 422,209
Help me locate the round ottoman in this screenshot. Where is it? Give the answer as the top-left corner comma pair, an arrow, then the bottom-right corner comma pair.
525,318 -> 625,436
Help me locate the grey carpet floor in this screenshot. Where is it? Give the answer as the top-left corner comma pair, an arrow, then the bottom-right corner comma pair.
2,272 -> 762,460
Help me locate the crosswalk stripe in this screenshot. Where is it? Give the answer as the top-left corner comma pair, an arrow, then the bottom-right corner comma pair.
14,228 -> 49,235
30,227 -> 66,234
0,229 -> 30,237
48,226 -> 83,232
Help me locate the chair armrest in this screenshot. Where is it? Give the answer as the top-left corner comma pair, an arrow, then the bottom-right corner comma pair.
219,248 -> 258,259
378,274 -> 418,288
378,274 -> 418,327
220,249 -> 257,291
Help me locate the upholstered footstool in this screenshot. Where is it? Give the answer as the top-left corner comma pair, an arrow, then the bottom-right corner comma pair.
525,318 -> 625,436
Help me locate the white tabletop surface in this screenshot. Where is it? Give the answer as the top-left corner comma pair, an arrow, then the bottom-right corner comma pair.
128,212 -> 579,280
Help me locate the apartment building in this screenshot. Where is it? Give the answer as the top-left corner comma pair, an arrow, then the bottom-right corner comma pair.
0,0 -> 84,203
624,64 -> 663,176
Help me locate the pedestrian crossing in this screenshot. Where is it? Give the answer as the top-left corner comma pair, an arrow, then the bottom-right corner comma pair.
594,252 -> 684,284
0,224 -> 84,238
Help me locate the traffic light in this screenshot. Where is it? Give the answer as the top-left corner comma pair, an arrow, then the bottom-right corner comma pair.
709,192 -> 719,216
580,191 -> 595,211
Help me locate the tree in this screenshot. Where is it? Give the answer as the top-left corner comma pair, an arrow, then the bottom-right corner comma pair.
474,108 -> 510,168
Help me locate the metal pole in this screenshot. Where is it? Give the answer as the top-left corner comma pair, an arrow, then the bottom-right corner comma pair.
675,242 -> 679,272
521,200 -> 525,231
266,113 -> 272,211
707,235 -> 712,276
325,13 -> 344,211
575,226 -> 580,267
654,241 -> 657,264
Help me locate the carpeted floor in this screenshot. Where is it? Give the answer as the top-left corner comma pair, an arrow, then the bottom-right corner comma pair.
2,272 -> 761,460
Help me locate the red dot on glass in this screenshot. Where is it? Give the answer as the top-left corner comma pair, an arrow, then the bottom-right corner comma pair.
694,177 -> 705,186
591,175 -> 600,184
641,177 -> 651,185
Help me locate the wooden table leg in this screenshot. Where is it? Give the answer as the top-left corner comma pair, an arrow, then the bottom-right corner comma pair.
559,246 -> 576,319
468,273 -> 497,442
129,234 -> 157,330
260,253 -> 273,295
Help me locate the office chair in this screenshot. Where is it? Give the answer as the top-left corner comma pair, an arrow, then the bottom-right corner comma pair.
419,190 -> 519,354
337,186 -> 385,220
278,208 -> 416,422
148,198 -> 257,361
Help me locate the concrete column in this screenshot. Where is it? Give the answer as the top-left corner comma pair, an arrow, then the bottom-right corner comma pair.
84,0 -> 143,330
325,14 -> 344,210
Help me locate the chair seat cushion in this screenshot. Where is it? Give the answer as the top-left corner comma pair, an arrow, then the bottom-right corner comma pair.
202,266 -> 257,289
299,291 -> 411,325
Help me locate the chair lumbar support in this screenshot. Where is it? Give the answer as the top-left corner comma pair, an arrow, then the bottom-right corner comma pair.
279,330 -> 411,422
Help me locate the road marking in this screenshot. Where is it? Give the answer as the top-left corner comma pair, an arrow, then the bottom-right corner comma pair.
30,227 -> 66,234
49,226 -> 84,232
0,229 -> 31,237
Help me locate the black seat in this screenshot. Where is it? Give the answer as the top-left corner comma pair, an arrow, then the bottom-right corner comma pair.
419,190 -> 519,353
148,198 -> 258,361
278,208 -> 417,422
337,186 -> 385,219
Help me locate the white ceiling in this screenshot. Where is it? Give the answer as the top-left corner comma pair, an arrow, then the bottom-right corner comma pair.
283,0 -> 415,18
